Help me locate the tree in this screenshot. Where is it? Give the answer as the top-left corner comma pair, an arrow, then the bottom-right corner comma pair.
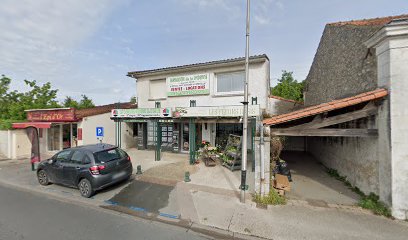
7,79 -> 61,120
271,71 -> 304,102
130,96 -> 137,104
78,94 -> 95,109
63,96 -> 79,109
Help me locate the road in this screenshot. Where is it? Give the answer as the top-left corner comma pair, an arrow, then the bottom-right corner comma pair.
0,184 -> 210,240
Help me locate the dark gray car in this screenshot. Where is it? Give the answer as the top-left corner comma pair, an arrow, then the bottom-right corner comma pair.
36,144 -> 133,197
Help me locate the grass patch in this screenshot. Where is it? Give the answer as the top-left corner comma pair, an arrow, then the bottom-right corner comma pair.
253,189 -> 286,206
326,168 -> 391,217
359,193 -> 391,217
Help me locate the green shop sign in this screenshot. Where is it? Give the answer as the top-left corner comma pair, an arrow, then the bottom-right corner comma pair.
111,108 -> 172,118
167,73 -> 210,97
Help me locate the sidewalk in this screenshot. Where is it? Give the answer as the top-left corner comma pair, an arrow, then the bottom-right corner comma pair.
0,158 -> 407,240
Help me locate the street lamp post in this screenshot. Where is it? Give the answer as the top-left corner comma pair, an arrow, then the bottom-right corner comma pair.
240,0 -> 250,203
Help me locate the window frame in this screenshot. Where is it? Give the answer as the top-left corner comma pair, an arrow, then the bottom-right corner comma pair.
214,71 -> 245,96
148,79 -> 167,101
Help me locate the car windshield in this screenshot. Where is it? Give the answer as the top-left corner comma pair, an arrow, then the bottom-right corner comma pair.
94,148 -> 121,163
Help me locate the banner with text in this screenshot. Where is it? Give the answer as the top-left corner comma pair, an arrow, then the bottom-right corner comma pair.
174,105 -> 260,118
111,108 -> 172,118
167,73 -> 210,97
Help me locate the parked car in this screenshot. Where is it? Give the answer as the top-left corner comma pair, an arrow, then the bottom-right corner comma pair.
36,144 -> 133,198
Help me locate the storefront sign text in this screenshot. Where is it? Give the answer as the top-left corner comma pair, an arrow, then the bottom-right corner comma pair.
174,105 -> 260,118
167,73 -> 210,97
27,109 -> 76,122
111,108 -> 172,118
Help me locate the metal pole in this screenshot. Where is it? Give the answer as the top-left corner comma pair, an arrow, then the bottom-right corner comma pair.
240,0 -> 250,203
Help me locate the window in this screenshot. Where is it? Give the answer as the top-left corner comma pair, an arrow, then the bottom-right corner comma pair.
94,149 -> 121,163
70,151 -> 85,164
55,150 -> 71,162
216,71 -> 245,93
149,79 -> 166,99
83,156 -> 91,165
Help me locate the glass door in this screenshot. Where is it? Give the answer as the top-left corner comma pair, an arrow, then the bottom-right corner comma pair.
181,123 -> 189,152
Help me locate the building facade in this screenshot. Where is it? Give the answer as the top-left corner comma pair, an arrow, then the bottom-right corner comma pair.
264,15 -> 408,219
112,55 -> 296,193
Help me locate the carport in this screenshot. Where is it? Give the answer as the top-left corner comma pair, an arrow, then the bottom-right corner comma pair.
263,89 -> 388,205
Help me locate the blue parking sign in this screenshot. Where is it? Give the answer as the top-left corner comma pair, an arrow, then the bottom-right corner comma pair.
96,127 -> 104,137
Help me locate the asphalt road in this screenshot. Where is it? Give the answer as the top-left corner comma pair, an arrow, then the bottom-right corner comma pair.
0,184 -> 210,240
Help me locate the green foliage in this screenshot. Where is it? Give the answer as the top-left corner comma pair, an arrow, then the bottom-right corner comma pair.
130,96 -> 137,104
253,190 -> 286,206
0,75 -> 96,123
359,193 -> 391,217
78,94 -> 95,109
0,119 -> 25,130
326,168 -> 391,217
0,76 -> 61,120
271,71 -> 304,102
63,95 -> 95,109
63,96 -> 79,109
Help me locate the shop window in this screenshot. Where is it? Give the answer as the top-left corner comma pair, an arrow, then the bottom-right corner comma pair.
149,79 -> 166,99
216,71 -> 245,93
47,125 -> 61,151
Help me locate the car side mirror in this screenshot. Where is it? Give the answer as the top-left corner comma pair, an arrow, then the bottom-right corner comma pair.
48,159 -> 55,164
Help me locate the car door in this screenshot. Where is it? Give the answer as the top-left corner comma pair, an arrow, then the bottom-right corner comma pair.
62,150 -> 86,187
49,150 -> 72,184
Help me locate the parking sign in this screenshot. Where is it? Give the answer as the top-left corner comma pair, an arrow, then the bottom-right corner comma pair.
96,127 -> 104,137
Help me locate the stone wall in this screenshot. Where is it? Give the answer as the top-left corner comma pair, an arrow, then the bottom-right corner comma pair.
304,24 -> 381,106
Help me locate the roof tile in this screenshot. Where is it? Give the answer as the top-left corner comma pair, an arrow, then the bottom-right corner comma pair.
263,88 -> 388,126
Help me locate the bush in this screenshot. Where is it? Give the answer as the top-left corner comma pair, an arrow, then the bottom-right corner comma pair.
0,119 -> 25,130
253,189 -> 286,206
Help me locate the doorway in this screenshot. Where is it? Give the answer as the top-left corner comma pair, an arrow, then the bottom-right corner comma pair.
181,123 -> 189,152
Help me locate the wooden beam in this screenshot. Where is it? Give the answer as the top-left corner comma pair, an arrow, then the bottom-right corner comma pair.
289,103 -> 378,130
270,128 -> 378,137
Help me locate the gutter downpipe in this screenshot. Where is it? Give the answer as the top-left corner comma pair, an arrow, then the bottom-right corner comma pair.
260,121 -> 265,195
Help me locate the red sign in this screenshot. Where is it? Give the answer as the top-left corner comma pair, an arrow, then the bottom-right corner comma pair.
77,128 -> 83,140
27,109 -> 77,122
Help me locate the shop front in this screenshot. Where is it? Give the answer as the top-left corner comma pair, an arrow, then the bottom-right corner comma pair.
12,108 -> 79,154
111,105 -> 261,164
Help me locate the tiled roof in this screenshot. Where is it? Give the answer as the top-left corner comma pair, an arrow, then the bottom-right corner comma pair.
328,14 -> 408,26
128,54 -> 269,77
269,95 -> 304,105
263,89 -> 388,126
76,102 -> 136,119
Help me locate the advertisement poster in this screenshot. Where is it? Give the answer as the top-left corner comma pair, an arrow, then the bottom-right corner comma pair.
167,73 -> 210,97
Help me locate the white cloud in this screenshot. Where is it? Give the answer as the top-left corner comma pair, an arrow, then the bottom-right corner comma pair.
0,0 -> 122,88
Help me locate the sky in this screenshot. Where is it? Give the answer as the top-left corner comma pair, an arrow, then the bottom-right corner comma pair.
1,0 -> 407,105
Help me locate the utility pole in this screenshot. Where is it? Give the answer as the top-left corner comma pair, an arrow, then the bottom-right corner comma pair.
240,0 -> 250,203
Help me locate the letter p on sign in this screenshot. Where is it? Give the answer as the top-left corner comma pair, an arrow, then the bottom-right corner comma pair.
96,127 -> 104,137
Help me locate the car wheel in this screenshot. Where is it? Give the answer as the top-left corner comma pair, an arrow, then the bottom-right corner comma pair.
37,170 -> 50,186
78,179 -> 94,198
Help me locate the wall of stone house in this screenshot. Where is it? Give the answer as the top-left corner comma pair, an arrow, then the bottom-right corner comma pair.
304,24 -> 381,106
307,136 -> 379,195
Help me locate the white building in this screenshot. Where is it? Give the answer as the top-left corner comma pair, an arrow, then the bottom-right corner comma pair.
112,54 -> 295,192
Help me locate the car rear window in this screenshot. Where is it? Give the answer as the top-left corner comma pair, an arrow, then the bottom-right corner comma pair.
94,148 -> 121,163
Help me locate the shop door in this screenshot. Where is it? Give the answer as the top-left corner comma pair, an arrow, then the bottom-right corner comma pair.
62,124 -> 71,149
181,123 -> 189,152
